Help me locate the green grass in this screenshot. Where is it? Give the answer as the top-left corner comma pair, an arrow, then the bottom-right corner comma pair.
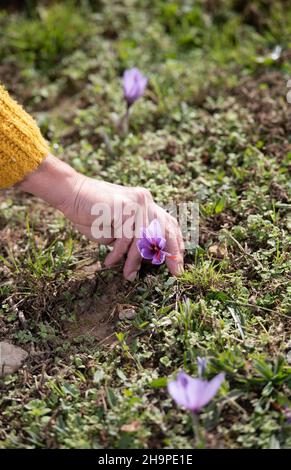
0,0 -> 290,449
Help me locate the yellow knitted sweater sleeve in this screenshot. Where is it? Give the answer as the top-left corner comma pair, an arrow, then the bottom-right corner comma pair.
0,84 -> 49,189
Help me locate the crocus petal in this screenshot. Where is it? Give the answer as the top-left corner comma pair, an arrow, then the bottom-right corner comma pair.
186,378 -> 209,411
141,222 -> 166,249
138,231 -> 153,249
148,218 -> 163,239
139,228 -> 153,246
176,372 -> 202,410
140,76 -> 148,90
168,370 -> 225,413
195,373 -> 225,410
141,225 -> 158,245
168,378 -> 190,409
284,407 -> 291,424
156,236 -> 166,250
123,68 -> 138,92
152,250 -> 166,265
123,67 -> 147,105
177,370 -> 191,387
136,219 -> 171,266
168,374 -> 206,412
127,81 -> 139,99
138,245 -> 154,260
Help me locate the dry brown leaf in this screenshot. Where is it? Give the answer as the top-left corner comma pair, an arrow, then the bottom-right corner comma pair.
121,421 -> 140,432
208,244 -> 228,259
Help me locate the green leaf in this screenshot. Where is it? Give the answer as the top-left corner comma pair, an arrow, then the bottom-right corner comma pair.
148,377 -> 168,388
215,196 -> 226,214
93,369 -> 105,384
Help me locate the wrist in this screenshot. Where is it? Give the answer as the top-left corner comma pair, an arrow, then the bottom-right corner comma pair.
18,153 -> 83,213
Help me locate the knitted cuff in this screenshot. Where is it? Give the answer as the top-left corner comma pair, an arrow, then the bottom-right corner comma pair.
0,84 -> 49,189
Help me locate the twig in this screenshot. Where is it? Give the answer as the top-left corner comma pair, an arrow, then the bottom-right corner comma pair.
226,300 -> 291,319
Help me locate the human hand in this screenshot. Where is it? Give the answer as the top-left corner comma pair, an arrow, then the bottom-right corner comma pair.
61,176 -> 184,281
19,154 -> 184,281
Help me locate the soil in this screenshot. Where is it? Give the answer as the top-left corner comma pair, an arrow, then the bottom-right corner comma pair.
64,271 -> 127,345
234,71 -> 291,162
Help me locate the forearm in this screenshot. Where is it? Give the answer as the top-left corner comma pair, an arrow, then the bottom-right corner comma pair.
18,153 -> 81,213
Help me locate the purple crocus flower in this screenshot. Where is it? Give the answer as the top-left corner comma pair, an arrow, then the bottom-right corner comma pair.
137,219 -> 174,265
167,370 -> 225,413
123,68 -> 148,107
284,407 -> 291,424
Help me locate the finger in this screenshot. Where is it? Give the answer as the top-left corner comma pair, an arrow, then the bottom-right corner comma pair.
123,237 -> 142,281
165,218 -> 185,276
104,237 -> 132,267
121,198 -> 150,280
74,223 -> 114,244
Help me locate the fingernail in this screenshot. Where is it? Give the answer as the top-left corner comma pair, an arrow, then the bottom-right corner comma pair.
127,271 -> 138,282
177,263 -> 184,275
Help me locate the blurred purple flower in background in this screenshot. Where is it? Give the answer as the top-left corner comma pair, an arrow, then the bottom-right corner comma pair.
137,219 -> 174,265
167,370 -> 224,413
123,67 -> 148,107
284,407 -> 291,424
116,67 -> 148,135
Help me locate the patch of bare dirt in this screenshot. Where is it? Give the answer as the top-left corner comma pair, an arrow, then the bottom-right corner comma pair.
65,272 -> 128,345
234,71 -> 291,161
